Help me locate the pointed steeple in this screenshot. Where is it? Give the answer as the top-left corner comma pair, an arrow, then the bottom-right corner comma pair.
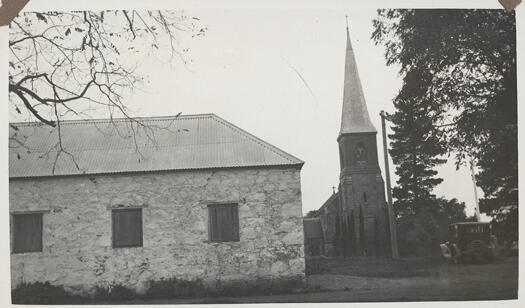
340,20 -> 376,135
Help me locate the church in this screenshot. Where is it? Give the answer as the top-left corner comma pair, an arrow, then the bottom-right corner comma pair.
306,26 -> 391,257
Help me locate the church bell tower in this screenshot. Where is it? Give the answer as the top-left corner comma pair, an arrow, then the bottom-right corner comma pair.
337,23 -> 390,256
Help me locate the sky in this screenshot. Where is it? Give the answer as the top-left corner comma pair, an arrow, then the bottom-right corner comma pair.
120,8 -> 482,217
8,8 -> 484,218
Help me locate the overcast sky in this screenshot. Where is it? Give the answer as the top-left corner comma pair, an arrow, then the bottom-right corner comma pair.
8,7 -> 486,217
122,8 -> 484,216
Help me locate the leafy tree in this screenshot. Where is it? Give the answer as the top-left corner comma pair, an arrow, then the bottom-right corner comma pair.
372,9 -> 517,241
305,209 -> 321,218
476,77 -> 518,243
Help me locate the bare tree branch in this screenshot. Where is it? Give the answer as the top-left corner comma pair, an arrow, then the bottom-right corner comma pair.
9,10 -> 206,166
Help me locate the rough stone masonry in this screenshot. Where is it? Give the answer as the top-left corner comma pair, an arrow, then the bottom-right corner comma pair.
9,167 -> 305,295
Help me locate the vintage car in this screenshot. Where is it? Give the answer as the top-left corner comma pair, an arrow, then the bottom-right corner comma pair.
440,222 -> 497,264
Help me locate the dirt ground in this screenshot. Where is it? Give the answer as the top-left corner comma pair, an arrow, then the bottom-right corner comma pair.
302,255 -> 519,302
103,255 -> 518,304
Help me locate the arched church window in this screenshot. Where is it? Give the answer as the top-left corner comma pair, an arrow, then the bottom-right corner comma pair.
355,142 -> 367,166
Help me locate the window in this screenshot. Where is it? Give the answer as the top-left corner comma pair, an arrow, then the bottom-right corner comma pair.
112,208 -> 143,248
208,203 -> 239,242
12,213 -> 43,253
354,142 -> 367,165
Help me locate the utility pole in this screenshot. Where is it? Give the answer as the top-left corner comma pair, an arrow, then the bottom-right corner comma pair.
380,110 -> 399,259
470,158 -> 481,222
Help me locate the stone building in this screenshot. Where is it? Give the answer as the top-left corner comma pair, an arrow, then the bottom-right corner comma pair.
310,27 -> 391,257
9,114 -> 305,295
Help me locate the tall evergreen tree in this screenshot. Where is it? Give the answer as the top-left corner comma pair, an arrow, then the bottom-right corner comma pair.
388,73 -> 447,217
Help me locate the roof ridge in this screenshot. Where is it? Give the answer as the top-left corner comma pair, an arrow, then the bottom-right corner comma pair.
317,191 -> 339,213
9,113 -> 216,127
23,140 -> 251,152
209,114 -> 304,165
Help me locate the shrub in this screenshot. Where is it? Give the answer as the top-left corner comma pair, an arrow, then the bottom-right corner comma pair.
11,275 -> 305,303
145,277 -> 206,299
11,282 -> 85,304
93,283 -> 139,300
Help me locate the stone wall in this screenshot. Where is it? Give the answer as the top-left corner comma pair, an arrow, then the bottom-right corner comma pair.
9,167 -> 305,295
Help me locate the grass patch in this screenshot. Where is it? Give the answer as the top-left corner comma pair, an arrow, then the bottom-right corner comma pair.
213,275 -> 304,297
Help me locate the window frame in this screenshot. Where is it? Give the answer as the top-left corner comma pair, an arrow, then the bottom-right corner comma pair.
112,208 -> 143,248
207,203 -> 240,242
12,213 -> 43,254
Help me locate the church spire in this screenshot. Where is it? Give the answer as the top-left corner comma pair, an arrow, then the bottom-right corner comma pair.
340,19 -> 376,135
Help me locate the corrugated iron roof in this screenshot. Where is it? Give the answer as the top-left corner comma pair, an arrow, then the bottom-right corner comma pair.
9,114 -> 303,178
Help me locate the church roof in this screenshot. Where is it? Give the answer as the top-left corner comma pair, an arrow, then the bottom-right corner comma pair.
9,114 -> 304,178
340,26 -> 376,134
